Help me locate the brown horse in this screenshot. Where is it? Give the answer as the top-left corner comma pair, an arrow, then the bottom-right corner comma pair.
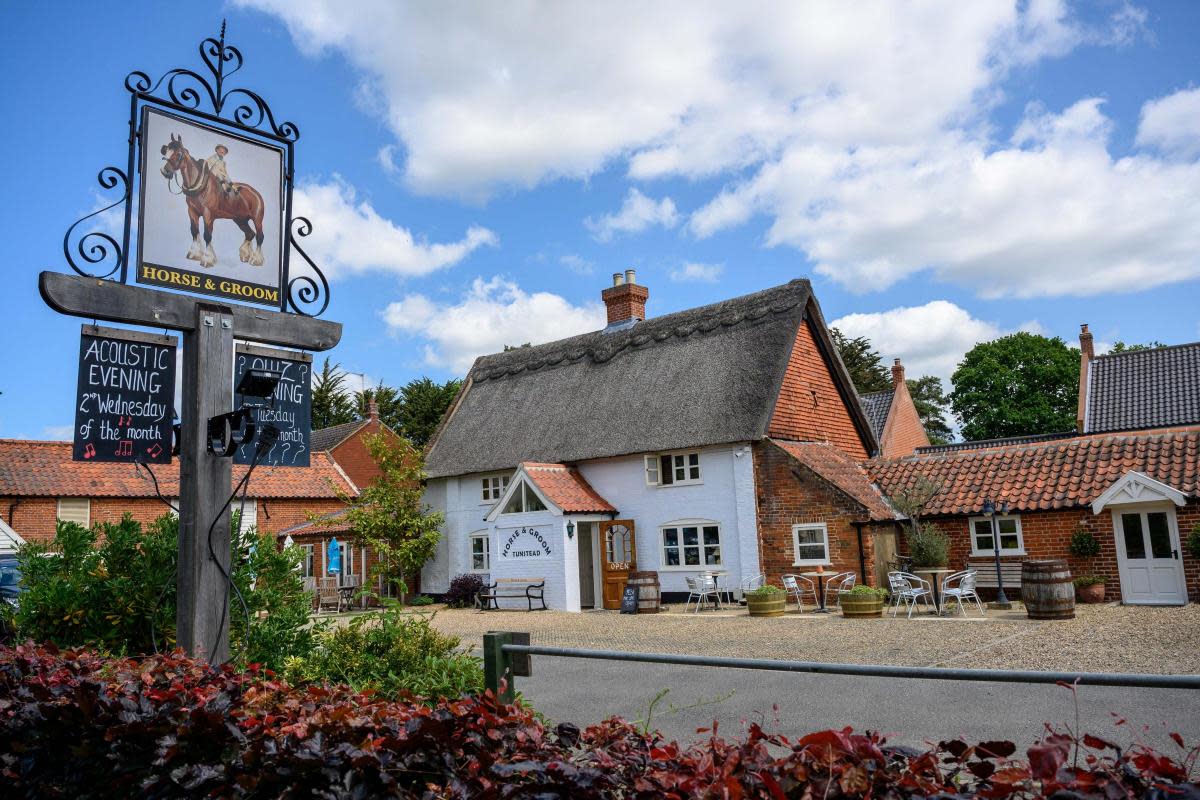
159,133 -> 267,268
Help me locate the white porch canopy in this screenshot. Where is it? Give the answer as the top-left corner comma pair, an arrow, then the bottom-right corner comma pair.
1090,470 -> 1187,514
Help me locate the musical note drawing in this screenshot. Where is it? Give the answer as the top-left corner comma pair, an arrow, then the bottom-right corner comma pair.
83,443 -> 97,459
118,416 -> 132,427
146,443 -> 163,458
115,440 -> 133,457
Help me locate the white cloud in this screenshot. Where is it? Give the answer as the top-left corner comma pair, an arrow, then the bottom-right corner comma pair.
1136,87 -> 1200,159
292,177 -> 497,279
559,254 -> 594,275
831,301 -> 1006,386
381,276 -> 606,373
669,262 -> 722,283
42,425 -> 74,441
585,189 -> 679,242
377,144 -> 401,175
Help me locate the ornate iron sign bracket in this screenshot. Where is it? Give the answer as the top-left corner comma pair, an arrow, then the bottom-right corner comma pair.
62,21 -> 330,317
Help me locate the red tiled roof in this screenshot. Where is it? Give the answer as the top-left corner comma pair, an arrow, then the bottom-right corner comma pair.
522,462 -> 616,514
771,439 -> 896,521
869,430 -> 1200,516
0,439 -> 356,500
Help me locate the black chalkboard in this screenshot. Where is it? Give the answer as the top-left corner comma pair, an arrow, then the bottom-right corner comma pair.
233,344 -> 312,467
620,584 -> 638,614
73,325 -> 177,464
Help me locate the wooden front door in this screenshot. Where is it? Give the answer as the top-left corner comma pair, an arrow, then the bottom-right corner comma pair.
599,520 -> 636,610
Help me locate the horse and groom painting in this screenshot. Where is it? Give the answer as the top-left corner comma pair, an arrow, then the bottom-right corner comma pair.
137,107 -> 283,305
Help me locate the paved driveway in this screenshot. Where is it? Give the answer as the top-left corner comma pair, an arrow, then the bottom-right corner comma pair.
425,603 -> 1200,750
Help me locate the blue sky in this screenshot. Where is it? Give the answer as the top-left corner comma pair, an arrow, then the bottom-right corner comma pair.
2,1 -> 1198,439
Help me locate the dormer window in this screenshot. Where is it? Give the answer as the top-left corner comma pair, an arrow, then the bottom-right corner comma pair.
644,451 -> 701,487
501,480 -> 548,514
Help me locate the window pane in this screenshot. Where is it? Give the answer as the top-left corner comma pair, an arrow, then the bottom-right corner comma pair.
660,455 -> 674,485
703,546 -> 721,565
975,534 -> 995,551
796,528 -> 821,545
1121,513 -> 1146,559
683,547 -> 700,565
664,547 -> 680,566
663,529 -> 678,547
688,453 -> 699,466
502,491 -> 524,514
501,476 -> 510,489
999,534 -> 1020,551
524,484 -> 547,512
1147,513 -> 1172,559
998,518 -> 1018,534
797,545 -> 825,561
689,466 -> 700,480
675,466 -> 686,481
682,527 -> 699,546
703,526 -> 720,544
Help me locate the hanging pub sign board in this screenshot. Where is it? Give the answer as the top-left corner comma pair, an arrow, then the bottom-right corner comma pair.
73,325 -> 177,464
233,343 -> 311,467
137,107 -> 286,307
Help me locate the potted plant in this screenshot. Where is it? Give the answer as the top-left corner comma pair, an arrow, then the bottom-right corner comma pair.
889,477 -> 949,568
840,585 -> 888,617
1069,528 -> 1104,603
745,584 -> 786,617
1073,575 -> 1106,604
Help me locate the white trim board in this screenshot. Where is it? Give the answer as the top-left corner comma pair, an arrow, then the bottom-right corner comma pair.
1091,471 -> 1187,513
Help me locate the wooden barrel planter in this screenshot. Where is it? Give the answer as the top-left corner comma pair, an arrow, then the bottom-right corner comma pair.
628,571 -> 661,614
1021,559 -> 1075,620
840,593 -> 886,618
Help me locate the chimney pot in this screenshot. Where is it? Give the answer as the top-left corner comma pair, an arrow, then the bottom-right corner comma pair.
625,269 -> 637,285
612,272 -> 624,287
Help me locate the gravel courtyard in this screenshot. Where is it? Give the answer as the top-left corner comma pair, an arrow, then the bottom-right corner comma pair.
421,602 -> 1200,675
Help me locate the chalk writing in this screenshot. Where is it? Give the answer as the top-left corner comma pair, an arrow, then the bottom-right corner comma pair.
233,346 -> 311,468
73,326 -> 177,464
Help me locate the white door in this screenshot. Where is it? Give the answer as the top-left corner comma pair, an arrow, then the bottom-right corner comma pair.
1113,507 -> 1187,605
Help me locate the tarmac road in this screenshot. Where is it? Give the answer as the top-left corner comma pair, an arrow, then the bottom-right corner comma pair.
517,656 -> 1200,753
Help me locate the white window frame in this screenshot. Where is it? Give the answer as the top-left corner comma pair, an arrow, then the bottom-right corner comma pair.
644,450 -> 702,487
56,498 -> 91,527
300,544 -> 315,578
480,474 -> 511,504
500,480 -> 549,515
791,523 -> 832,567
235,500 -> 258,536
658,519 -> 723,571
468,531 -> 491,573
968,515 -> 1026,557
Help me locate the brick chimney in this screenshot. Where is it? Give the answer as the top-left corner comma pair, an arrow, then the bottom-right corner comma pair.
601,269 -> 649,329
367,398 -> 379,422
891,357 -> 905,388
1076,323 -> 1093,432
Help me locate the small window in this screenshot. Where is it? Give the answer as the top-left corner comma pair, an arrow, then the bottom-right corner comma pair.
644,450 -> 702,487
56,498 -> 90,527
969,515 -> 1025,556
792,523 -> 830,566
480,474 -> 511,503
501,480 -> 548,514
299,544 -> 315,578
469,532 -> 490,572
660,522 -> 721,568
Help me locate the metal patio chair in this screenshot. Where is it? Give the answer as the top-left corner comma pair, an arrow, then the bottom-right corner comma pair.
782,573 -> 818,612
739,573 -> 766,604
684,575 -> 721,613
888,571 -> 933,619
825,571 -> 856,608
941,570 -> 985,617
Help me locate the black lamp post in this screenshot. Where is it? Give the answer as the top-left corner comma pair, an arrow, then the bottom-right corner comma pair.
982,499 -> 1011,608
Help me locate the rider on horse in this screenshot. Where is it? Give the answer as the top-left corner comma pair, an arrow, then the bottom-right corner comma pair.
204,144 -> 239,196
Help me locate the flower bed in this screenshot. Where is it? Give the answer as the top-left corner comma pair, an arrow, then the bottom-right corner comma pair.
2,643 -> 1197,798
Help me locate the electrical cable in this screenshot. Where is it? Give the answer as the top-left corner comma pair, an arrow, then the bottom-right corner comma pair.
136,460 -> 179,514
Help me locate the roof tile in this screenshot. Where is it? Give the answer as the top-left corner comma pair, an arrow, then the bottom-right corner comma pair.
771,439 -> 896,521
1086,343 -> 1200,433
522,462 -> 616,514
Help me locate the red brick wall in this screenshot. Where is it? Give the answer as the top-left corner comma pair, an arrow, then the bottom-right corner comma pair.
2,495 -> 347,543
910,502 -> 1200,603
601,283 -> 649,324
879,380 -> 930,458
753,441 -> 876,588
328,421 -> 397,489
768,318 -> 869,459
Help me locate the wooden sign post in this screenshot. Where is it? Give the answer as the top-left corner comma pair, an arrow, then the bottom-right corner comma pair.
42,25 -> 343,663
42,273 -> 340,662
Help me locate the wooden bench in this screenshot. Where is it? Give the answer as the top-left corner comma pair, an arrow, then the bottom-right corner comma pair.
477,577 -> 547,611
968,560 -> 1024,589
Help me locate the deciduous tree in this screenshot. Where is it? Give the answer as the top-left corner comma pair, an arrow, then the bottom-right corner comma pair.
906,375 -> 953,445
949,333 -> 1079,441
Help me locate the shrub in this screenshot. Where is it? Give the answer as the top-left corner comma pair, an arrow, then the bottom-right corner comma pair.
1069,528 -> 1101,559
846,584 -> 888,597
409,594 -> 435,606
445,572 -> 486,608
1073,575 -> 1105,588
1189,524 -> 1200,560
906,522 -> 950,567
3,644 -> 1197,799
746,584 -> 784,597
283,601 -> 481,701
13,514 -> 314,670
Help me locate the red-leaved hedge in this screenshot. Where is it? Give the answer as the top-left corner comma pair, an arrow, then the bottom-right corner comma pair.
1,643 -> 1197,798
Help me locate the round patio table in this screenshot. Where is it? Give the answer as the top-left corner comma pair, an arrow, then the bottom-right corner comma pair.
914,568 -> 954,615
800,571 -> 835,613
698,570 -> 732,606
